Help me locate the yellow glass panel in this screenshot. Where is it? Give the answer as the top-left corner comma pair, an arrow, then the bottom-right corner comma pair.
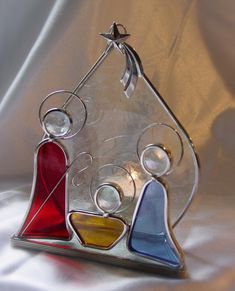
70,212 -> 126,250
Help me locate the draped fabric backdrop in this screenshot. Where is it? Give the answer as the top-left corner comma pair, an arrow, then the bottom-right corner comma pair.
0,0 -> 235,290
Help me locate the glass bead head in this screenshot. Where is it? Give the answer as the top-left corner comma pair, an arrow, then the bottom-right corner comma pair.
94,183 -> 123,214
140,145 -> 171,177
42,108 -> 72,137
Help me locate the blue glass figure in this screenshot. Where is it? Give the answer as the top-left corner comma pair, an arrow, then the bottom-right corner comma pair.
128,144 -> 184,269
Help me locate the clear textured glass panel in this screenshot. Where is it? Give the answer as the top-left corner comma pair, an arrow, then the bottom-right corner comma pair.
65,48 -> 198,226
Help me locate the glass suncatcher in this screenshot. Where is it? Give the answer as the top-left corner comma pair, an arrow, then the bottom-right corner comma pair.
12,23 -> 199,275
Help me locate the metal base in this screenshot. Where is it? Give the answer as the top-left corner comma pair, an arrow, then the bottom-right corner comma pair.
11,235 -> 186,277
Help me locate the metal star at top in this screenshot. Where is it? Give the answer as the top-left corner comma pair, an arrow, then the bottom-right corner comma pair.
100,23 -> 130,46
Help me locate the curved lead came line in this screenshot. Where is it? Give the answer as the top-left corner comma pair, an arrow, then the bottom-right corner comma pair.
120,51 -> 131,87
123,43 -> 144,77
124,55 -> 138,97
121,41 -> 199,227
121,43 -> 144,97
121,46 -> 134,90
121,45 -> 138,98
141,74 -> 200,228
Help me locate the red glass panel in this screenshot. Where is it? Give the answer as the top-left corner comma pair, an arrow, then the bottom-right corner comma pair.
18,141 -> 70,240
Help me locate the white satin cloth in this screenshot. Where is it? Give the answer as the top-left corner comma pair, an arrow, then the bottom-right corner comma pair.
0,0 -> 235,290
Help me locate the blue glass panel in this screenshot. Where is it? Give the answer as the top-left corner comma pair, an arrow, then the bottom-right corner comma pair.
128,180 -> 182,268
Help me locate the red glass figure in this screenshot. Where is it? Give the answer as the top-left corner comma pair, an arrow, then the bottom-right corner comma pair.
17,141 -> 70,240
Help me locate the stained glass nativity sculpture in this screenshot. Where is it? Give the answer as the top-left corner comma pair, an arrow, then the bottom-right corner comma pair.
12,23 -> 199,274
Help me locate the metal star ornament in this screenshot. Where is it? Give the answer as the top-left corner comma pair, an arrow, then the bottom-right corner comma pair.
100,23 -> 130,46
